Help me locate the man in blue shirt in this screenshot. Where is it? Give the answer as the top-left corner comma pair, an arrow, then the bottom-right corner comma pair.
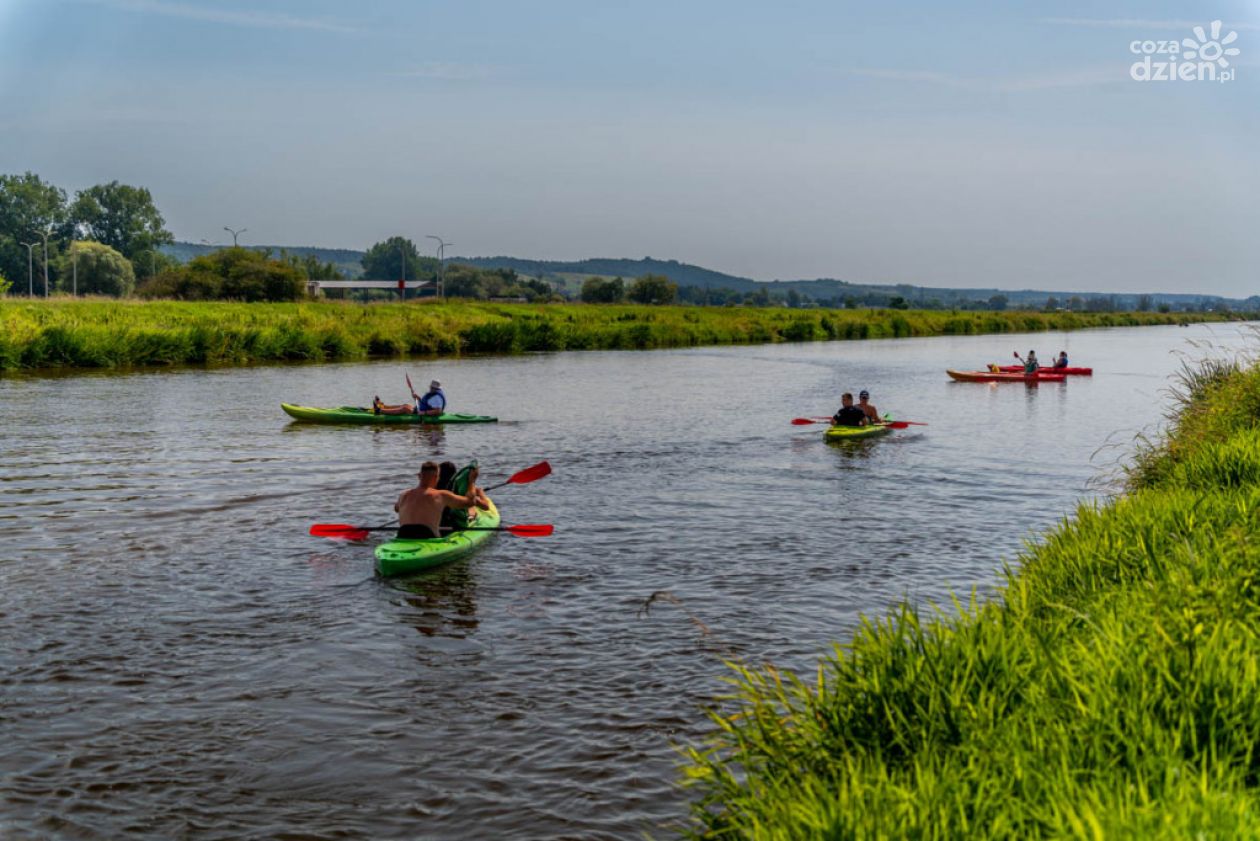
374,379 -> 447,416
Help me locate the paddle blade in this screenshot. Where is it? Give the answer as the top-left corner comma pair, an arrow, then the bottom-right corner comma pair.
507,461 -> 551,485
310,523 -> 370,540
505,524 -> 554,537
791,417 -> 820,425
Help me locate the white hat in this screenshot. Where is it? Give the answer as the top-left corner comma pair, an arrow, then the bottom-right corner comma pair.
430,380 -> 441,389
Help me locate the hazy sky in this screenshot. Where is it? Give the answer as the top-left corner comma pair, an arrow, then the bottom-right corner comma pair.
1,0 -> 1257,294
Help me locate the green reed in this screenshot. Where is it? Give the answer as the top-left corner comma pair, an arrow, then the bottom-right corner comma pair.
0,297 -> 1217,370
681,353 -> 1260,839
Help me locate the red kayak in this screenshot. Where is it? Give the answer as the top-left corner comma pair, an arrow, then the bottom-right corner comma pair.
947,369 -> 1067,383
994,364 -> 1092,376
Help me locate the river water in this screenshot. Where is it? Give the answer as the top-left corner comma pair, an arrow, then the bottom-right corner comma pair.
1,322 -> 1253,839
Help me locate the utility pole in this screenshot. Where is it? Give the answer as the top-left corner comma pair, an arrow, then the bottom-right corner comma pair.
426,235 -> 451,298
224,226 -> 247,246
398,243 -> 406,301
21,241 -> 35,296
72,248 -> 78,296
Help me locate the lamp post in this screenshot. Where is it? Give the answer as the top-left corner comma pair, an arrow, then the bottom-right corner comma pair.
224,226 -> 247,246
398,243 -> 407,301
21,241 -> 36,296
38,229 -> 50,297
426,235 -> 451,298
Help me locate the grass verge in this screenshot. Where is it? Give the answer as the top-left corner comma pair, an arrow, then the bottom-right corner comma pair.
0,298 -> 1219,371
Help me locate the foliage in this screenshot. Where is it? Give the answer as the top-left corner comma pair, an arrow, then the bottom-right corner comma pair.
68,181 -> 173,261
135,247 -> 306,302
0,172 -> 68,292
680,349 -> 1260,839
360,236 -> 437,281
0,300 -> 1219,371
581,275 -> 625,303
627,274 -> 677,305
0,272 -> 10,296
54,241 -> 136,297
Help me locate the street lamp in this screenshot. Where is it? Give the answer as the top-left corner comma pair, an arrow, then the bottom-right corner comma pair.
38,229 -> 50,297
20,241 -> 35,296
426,235 -> 451,298
224,226 -> 247,246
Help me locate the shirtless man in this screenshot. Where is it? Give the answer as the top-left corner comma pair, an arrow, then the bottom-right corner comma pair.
857,390 -> 880,424
394,462 -> 486,539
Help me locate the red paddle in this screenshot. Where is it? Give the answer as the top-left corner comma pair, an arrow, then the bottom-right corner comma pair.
790,417 -> 927,428
406,372 -> 418,398
483,460 -> 551,491
310,523 -> 553,539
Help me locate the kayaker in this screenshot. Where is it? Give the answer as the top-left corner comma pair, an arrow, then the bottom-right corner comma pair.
831,393 -> 869,427
1053,351 -> 1069,369
373,379 -> 447,416
1014,350 -> 1039,375
857,390 -> 880,424
394,461 -> 485,539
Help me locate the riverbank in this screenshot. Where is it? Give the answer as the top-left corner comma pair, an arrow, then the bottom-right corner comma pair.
682,350 -> 1260,838
0,298 -> 1220,370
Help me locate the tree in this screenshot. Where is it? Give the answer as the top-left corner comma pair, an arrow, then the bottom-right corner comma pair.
581,276 -> 625,303
361,236 -> 436,282
786,289 -> 802,308
54,241 -> 135,296
627,274 -> 677,305
0,271 -> 10,296
69,181 -> 172,261
987,294 -> 1008,311
137,247 -> 306,301
1066,296 -> 1084,311
1135,294 -> 1153,312
0,172 -> 68,294
888,296 -> 910,310
1044,296 -> 1059,311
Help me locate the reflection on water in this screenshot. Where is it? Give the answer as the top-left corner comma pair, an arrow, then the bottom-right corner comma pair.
393,561 -> 481,637
1,322 -> 1255,839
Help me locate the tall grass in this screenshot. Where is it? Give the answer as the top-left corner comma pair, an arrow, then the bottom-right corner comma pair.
682,351 -> 1260,839
0,297 -> 1219,371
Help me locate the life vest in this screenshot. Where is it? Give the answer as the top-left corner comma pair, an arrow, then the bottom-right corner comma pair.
418,388 -> 446,413
440,461 -> 477,531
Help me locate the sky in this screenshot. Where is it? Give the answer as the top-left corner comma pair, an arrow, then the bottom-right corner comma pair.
0,0 -> 1257,295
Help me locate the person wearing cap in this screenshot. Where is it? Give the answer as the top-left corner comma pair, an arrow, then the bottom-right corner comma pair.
373,379 -> 448,416
831,393 -> 869,427
415,379 -> 446,416
857,390 -> 880,424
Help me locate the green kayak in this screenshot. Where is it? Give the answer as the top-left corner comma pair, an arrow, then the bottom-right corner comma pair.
823,414 -> 894,442
281,403 -> 497,424
375,498 -> 501,576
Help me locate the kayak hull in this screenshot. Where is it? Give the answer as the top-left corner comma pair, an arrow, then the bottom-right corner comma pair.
995,365 -> 1092,375
947,370 -> 1067,383
374,498 -> 500,576
824,424 -> 893,442
282,404 -> 497,424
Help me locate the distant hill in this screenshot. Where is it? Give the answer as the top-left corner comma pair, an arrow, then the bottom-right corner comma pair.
164,242 -> 365,278
458,255 -> 1254,311
164,244 -> 1254,310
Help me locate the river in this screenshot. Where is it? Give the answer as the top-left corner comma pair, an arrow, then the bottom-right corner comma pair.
1,321 -> 1252,839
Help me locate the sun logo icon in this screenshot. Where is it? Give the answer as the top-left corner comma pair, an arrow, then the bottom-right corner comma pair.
1182,20 -> 1241,67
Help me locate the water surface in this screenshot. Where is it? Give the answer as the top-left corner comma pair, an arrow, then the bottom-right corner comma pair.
1,322 -> 1251,839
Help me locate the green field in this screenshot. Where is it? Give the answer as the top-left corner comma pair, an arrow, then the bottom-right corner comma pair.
681,352 -> 1260,838
0,297 -> 1219,371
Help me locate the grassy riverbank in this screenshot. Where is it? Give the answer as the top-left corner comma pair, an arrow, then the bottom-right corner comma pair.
0,298 -> 1219,370
682,352 -> 1260,838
